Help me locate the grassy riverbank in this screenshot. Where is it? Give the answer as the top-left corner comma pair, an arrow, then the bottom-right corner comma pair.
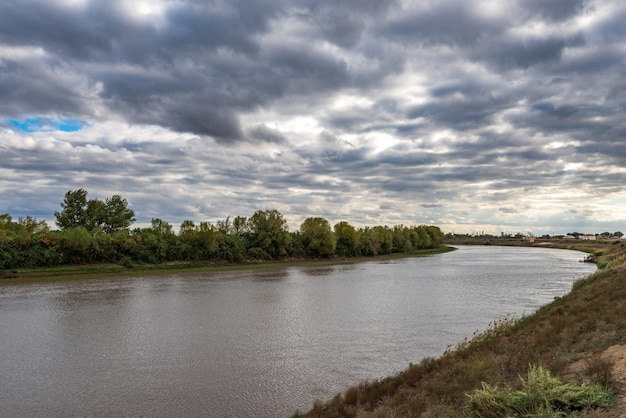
0,246 -> 455,284
296,240 -> 626,417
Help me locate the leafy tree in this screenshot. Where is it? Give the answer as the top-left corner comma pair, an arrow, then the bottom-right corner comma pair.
370,226 -> 393,254
196,221 -> 220,257
216,216 -> 231,234
217,234 -> 247,262
179,220 -> 196,237
55,189 -> 134,233
232,216 -> 249,235
55,189 -> 89,230
150,218 -> 174,236
424,225 -> 443,247
17,216 -> 49,234
300,217 -> 336,258
102,195 -> 135,233
334,221 -> 359,256
358,227 -> 377,256
132,218 -> 176,263
392,224 -> 413,253
85,198 -> 106,230
0,213 -> 14,230
415,227 -> 432,248
248,209 -> 290,259
61,227 -> 93,263
614,231 -> 624,238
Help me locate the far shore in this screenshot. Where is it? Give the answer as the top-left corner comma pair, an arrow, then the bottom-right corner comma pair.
0,246 -> 456,284
1,238 -> 609,284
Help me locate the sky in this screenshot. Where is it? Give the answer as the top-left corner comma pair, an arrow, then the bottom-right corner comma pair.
1,0 -> 625,236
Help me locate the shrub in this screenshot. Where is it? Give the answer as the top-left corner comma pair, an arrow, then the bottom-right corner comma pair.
584,355 -> 616,390
248,247 -> 272,260
120,256 -> 134,268
466,365 -> 614,417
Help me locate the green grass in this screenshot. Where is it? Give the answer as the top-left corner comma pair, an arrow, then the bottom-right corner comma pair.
467,365 -> 614,417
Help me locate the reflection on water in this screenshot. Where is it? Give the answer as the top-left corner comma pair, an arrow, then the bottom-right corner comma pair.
300,266 -> 337,276
0,246 -> 596,417
252,269 -> 290,282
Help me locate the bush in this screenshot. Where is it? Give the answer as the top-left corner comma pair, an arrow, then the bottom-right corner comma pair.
344,386 -> 359,405
248,247 -> 272,260
467,365 -> 614,417
120,256 -> 134,268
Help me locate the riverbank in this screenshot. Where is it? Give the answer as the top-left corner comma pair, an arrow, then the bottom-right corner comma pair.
0,246 -> 455,284
297,240 -> 626,417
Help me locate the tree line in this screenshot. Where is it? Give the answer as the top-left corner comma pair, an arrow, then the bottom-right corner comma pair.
0,189 -> 443,269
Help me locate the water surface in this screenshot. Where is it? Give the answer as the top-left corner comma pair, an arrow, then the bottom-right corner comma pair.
0,246 -> 596,417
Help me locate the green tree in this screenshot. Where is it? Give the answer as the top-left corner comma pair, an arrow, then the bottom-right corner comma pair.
216,216 -> 231,234
82,198 -> 104,230
232,216 -> 249,235
150,218 -> 174,236
102,195 -> 135,233
300,217 -> 336,258
424,225 -> 443,247
55,189 -> 134,233
133,218 -> 175,263
0,213 -> 15,230
334,221 -> 359,256
370,226 -> 393,254
55,189 -> 89,230
392,225 -> 413,253
17,216 -> 50,234
196,221 -> 220,257
179,220 -> 196,237
61,227 -> 93,263
415,226 -> 432,248
248,209 -> 290,259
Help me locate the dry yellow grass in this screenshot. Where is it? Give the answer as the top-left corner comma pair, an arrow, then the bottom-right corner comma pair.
295,241 -> 626,418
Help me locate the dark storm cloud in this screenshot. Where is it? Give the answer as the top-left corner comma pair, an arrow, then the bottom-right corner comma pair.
475,35 -> 574,69
0,1 -> 114,58
407,93 -> 509,130
381,1 -> 505,46
247,124 -> 288,144
520,0 -> 588,21
0,60 -> 88,117
1,0 -> 346,142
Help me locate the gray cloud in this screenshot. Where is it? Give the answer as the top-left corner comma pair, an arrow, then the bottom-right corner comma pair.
247,124 -> 288,144
381,1 -> 506,47
521,0 -> 588,21
1,0 -> 625,235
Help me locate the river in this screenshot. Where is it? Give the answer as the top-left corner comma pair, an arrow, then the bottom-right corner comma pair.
0,245 -> 596,417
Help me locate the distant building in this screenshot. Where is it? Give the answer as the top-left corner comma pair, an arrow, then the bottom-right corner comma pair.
582,234 -> 596,240
563,235 -> 576,240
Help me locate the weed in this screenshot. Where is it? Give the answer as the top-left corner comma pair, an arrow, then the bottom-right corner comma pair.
584,355 -> 616,390
344,386 -> 359,405
466,365 -> 614,417
444,314 -> 518,355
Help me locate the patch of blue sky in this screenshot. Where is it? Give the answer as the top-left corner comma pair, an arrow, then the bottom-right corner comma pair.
6,117 -> 85,133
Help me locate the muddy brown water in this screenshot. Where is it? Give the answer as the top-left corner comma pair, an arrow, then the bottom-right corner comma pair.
0,246 -> 596,417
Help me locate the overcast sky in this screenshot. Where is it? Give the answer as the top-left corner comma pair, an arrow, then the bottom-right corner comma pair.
1,0 -> 625,235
